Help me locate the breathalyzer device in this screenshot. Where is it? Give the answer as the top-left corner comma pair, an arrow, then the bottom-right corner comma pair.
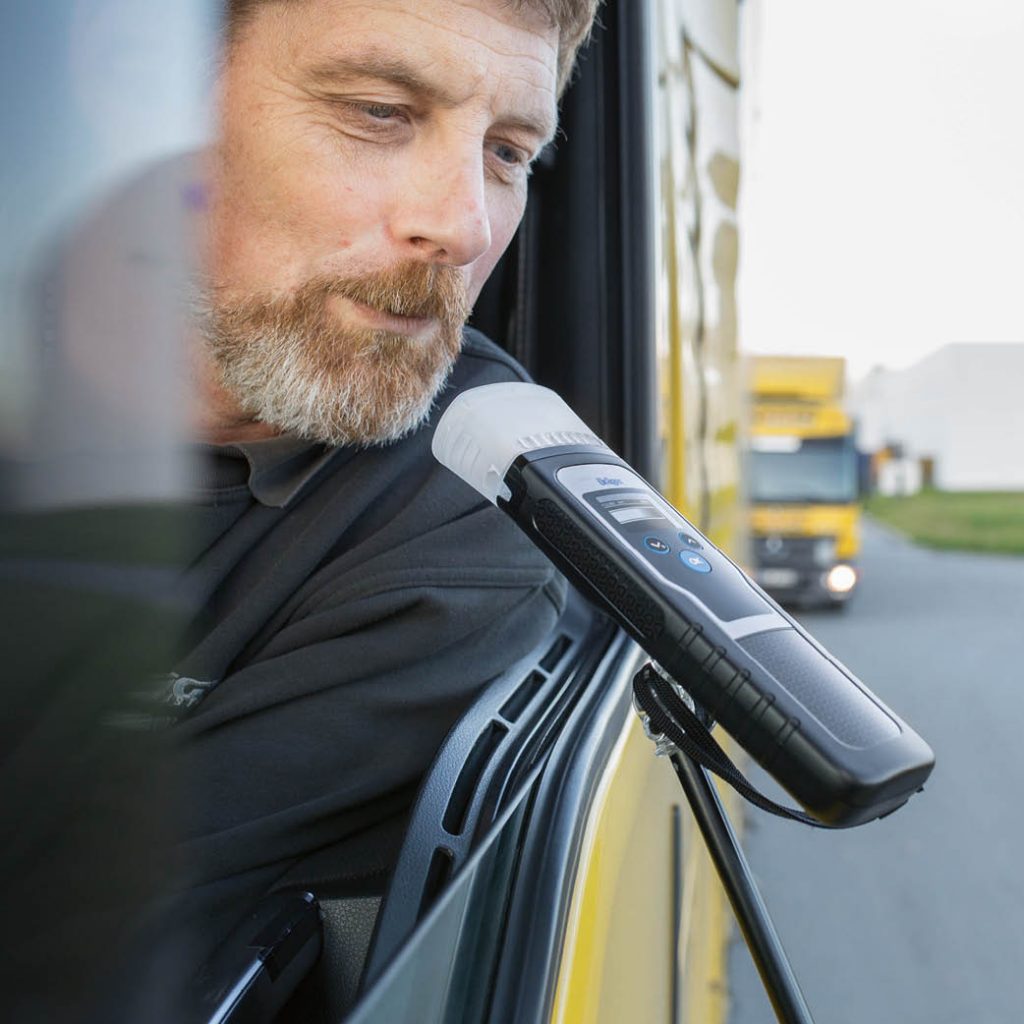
432,382 -> 934,827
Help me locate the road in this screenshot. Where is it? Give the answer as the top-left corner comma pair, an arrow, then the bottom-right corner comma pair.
726,519 -> 1024,1024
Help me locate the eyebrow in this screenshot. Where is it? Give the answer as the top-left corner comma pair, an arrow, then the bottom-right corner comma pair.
305,51 -> 557,146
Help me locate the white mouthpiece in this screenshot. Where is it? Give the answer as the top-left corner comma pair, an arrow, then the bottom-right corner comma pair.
432,382 -> 606,503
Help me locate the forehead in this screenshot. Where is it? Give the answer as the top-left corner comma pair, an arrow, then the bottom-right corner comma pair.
248,0 -> 558,128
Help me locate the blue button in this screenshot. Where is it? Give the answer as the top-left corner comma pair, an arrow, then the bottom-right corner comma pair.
679,551 -> 712,573
644,535 -> 671,554
678,532 -> 703,550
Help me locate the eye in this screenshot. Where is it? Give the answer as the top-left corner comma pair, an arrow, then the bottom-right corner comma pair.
335,101 -> 411,142
494,142 -> 527,166
356,102 -> 402,121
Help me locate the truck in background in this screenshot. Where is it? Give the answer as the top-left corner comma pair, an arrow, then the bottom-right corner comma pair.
745,355 -> 860,608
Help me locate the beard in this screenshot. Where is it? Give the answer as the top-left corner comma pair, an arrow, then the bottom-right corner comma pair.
199,261 -> 469,446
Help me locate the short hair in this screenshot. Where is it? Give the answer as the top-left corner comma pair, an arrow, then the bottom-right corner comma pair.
224,0 -> 601,94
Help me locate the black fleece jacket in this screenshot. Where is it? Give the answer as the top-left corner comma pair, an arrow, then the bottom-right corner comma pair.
169,329 -> 565,960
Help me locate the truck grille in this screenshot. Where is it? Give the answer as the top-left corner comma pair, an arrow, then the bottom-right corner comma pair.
754,535 -> 829,569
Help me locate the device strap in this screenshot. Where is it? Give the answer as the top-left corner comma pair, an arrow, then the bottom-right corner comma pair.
632,663 -> 840,829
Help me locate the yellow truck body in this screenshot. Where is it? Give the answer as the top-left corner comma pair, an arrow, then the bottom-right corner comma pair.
746,356 -> 861,606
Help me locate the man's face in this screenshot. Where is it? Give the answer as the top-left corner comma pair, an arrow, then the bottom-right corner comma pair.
203,0 -> 558,445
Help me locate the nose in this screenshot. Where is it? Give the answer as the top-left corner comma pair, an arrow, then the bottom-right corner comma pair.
390,147 -> 492,268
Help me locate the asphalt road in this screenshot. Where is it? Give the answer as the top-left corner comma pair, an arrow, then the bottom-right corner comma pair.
726,519 -> 1024,1024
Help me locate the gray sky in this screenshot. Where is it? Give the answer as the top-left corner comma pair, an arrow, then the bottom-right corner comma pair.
738,0 -> 1024,380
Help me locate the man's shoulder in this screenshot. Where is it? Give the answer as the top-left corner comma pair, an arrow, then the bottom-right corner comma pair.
448,328 -> 533,392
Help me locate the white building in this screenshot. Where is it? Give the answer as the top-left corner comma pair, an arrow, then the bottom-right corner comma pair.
853,343 -> 1024,492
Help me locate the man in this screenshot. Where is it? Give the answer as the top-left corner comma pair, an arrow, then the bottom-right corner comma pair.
172,0 -> 601,962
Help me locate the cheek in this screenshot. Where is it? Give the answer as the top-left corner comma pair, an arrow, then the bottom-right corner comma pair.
469,186 -> 528,302
212,126 -> 387,287
268,138 -> 373,246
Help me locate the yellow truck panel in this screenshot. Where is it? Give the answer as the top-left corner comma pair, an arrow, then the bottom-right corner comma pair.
750,355 -> 845,402
751,402 -> 851,439
749,503 -> 860,561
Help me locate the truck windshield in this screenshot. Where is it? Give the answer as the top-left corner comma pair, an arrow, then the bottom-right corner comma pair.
747,437 -> 857,504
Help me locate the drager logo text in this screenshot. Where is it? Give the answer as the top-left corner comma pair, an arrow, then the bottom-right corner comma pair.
596,477 -> 623,486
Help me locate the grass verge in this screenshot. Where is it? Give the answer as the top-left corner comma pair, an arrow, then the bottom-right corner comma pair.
864,489 -> 1024,556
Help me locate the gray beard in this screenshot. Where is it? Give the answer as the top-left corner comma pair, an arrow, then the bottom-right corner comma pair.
196,291 -> 464,447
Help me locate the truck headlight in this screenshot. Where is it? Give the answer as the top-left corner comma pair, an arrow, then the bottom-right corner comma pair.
825,564 -> 857,594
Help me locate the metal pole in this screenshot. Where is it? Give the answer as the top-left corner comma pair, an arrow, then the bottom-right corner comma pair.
670,754 -> 815,1024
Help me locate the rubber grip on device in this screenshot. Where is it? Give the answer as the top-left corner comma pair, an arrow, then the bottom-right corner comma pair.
533,498 -> 666,640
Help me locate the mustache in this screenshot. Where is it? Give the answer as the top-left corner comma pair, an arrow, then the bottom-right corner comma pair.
199,259 -> 467,446
316,261 -> 470,323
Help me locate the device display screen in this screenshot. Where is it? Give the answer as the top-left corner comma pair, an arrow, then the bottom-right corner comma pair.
593,490 -> 669,525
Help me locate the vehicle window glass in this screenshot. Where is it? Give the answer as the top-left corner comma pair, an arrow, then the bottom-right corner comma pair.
2,4 -> 217,1019
747,437 -> 857,504
347,800 -> 530,1024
